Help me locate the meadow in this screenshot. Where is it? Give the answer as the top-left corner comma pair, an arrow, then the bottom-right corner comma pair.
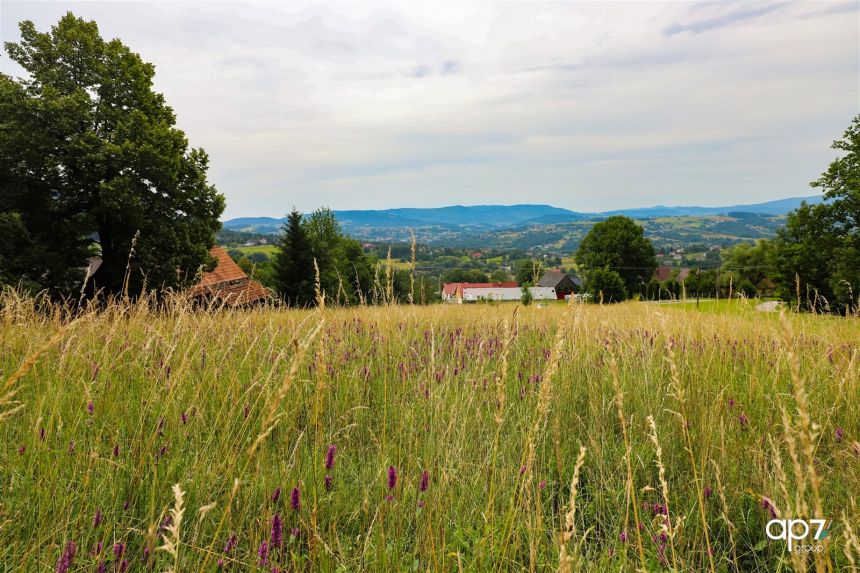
1,293 -> 858,572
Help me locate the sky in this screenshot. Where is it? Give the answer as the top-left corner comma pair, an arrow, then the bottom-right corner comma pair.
1,1 -> 858,219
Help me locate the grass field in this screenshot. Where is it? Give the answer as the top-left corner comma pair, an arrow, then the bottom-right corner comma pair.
1,294 -> 858,571
235,245 -> 279,257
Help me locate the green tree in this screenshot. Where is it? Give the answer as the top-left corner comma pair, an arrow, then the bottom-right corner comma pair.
442,268 -> 489,284
515,259 -> 543,285
585,267 -> 627,303
273,209 -> 315,306
721,240 -> 772,291
0,13 -> 224,295
575,216 -> 656,295
520,282 -> 534,306
771,115 -> 860,311
489,268 -> 511,282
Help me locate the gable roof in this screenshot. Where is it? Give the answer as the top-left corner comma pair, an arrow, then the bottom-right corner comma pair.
187,246 -> 270,305
537,270 -> 570,288
195,246 -> 247,288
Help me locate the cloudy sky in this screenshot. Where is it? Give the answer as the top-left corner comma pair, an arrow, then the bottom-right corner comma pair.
2,1 -> 858,218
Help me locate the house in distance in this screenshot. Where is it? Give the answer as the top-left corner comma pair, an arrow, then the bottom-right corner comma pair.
187,246 -> 270,307
536,269 -> 580,300
441,281 -> 557,303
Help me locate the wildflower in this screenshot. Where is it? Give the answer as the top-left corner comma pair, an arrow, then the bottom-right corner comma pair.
113,543 -> 125,559
620,531 -> 628,543
761,496 -> 777,518
55,541 -> 75,573
119,560 -> 128,572
93,510 -> 102,528
39,427 -> 45,441
738,413 -> 749,429
113,444 -> 120,458
539,480 -> 547,491
271,487 -> 281,504
17,445 -> 24,455
419,470 -> 429,492
123,500 -> 130,511
270,513 -> 283,549
325,444 -> 337,470
835,427 -> 845,442
290,527 -> 300,537
324,474 -> 333,491
217,559 -> 225,568
141,546 -> 149,562
728,397 -> 735,408
388,465 -> 398,491
519,464 -> 526,476
96,561 -> 106,573
224,534 -> 237,554
291,486 -> 301,512
257,541 -> 268,565
87,401 -> 94,414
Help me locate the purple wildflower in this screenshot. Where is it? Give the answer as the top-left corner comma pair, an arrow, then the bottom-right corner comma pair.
620,531 -> 628,543
271,487 -> 281,504
836,427 -> 845,442
291,486 -> 301,512
539,480 -> 547,491
119,560 -> 128,572
113,543 -> 125,559
325,444 -> 337,470
39,427 -> 45,441
96,561 -> 106,573
123,500 -> 130,511
142,546 -> 150,562
87,401 -> 94,414
738,412 -> 749,429
704,486 -> 713,499
17,445 -> 25,455
113,444 -> 120,458
324,474 -> 333,491
55,541 -> 75,573
290,527 -> 300,537
270,513 -> 283,549
761,496 -> 777,518
93,509 -> 102,528
388,465 -> 398,491
257,541 -> 268,565
728,397 -> 735,408
224,534 -> 237,554
419,470 -> 429,492
181,411 -> 188,425
217,559 -> 225,568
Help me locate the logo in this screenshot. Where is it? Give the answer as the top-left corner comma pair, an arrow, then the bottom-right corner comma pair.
766,519 -> 831,552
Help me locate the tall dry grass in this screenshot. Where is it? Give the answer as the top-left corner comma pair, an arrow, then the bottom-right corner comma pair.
0,290 -> 858,571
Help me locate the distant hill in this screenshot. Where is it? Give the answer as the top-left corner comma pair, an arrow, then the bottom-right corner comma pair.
221,196 -> 823,247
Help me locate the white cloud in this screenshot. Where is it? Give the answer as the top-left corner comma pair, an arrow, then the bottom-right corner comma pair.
2,0 -> 857,217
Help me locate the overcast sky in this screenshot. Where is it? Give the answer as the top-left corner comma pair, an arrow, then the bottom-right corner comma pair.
2,1 -> 858,218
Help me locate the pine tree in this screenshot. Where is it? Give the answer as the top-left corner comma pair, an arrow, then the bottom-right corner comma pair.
273,209 -> 315,306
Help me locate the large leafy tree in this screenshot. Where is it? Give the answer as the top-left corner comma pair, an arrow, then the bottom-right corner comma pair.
0,13 -> 224,295
575,216 -> 656,296
771,115 -> 860,311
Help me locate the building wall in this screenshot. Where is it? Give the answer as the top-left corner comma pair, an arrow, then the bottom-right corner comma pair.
461,286 -> 556,302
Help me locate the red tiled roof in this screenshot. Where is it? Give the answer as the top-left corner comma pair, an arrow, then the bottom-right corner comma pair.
195,246 -> 247,288
187,246 -> 271,305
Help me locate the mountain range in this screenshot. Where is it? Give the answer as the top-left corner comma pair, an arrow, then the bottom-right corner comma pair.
223,195 -> 823,237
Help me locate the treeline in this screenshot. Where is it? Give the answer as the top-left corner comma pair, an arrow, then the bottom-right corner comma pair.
270,208 -> 436,307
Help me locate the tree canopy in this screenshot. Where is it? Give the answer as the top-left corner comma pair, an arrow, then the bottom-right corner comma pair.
0,13 -> 224,295
770,115 -> 860,312
575,216 -> 656,297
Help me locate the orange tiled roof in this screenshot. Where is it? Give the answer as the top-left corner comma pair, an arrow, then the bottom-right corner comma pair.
187,246 -> 271,305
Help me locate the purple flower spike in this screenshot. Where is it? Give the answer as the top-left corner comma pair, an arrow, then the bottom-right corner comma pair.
620,531 -> 628,543
704,486 -> 713,499
761,496 -> 777,518
113,444 -> 120,458
325,444 -> 337,470
257,541 -> 268,565
119,560 -> 129,572
56,541 -> 76,573
291,486 -> 301,512
271,487 -> 281,504
738,413 -> 749,429
419,470 -> 429,492
113,543 -> 125,558
388,466 -> 398,491
87,401 -> 94,414
93,509 -> 102,528
836,427 -> 845,442
324,474 -> 333,491
270,513 -> 283,548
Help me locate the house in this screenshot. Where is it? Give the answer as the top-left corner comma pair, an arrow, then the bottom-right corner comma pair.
187,246 -> 270,307
441,281 -> 557,303
536,270 -> 579,300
